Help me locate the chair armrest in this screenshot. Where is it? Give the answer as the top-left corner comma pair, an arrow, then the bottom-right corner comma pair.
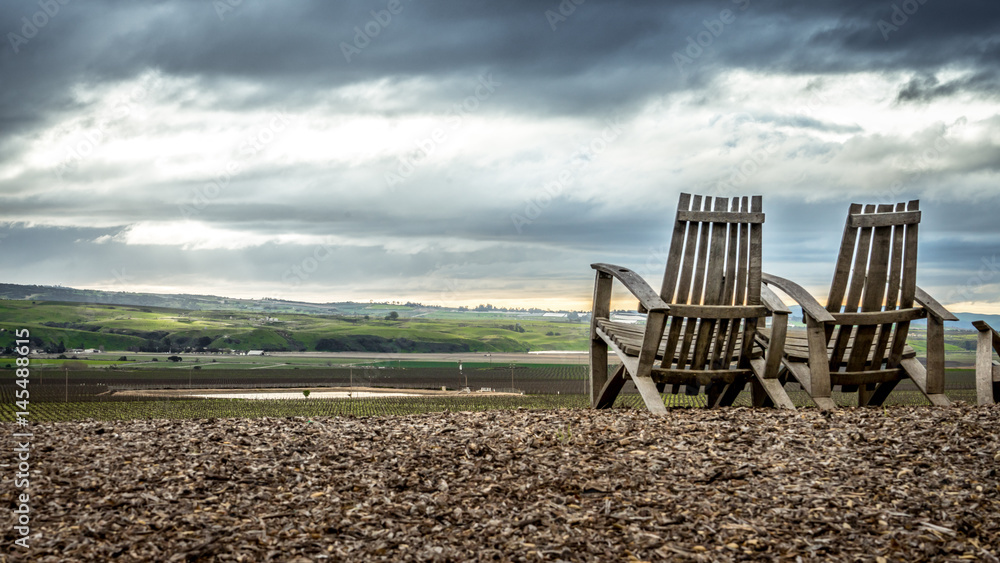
915,286 -> 959,322
760,282 -> 790,314
761,273 -> 836,323
973,320 -> 1000,352
591,263 -> 670,312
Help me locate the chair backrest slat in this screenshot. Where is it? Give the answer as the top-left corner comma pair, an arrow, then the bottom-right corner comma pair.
734,197 -> 751,308
829,204 -> 876,368
703,197 -> 730,306
657,193 -> 763,372
899,200 -> 920,308
844,204 -> 877,312
746,196 -> 763,305
824,200 -> 922,372
674,196 -> 709,369
721,197 -> 742,307
845,204 -> 895,372
691,198 -> 730,370
871,202 -> 907,367
671,195 -> 703,306
887,200 -> 920,366
689,202 -> 713,306
826,203 -> 863,313
711,197 -> 744,368
660,193 -> 692,303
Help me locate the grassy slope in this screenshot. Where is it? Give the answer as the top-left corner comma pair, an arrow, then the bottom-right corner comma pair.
0,300 -> 588,353
3,300 -> 985,360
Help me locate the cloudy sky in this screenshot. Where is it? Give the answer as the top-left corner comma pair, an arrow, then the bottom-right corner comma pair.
1,0 -> 998,311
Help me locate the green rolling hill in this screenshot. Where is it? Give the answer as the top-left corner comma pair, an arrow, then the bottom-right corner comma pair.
0,300 -> 588,354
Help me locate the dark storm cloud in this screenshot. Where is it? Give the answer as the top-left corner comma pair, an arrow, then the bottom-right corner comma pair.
897,71 -> 1000,103
3,0 -> 997,131
1,0 -> 998,306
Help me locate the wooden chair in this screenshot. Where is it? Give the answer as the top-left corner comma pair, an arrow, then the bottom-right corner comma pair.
973,321 -> 1000,405
759,201 -> 957,410
589,193 -> 795,414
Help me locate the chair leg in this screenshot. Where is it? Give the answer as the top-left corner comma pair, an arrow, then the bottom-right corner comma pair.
783,360 -> 836,410
899,357 -> 951,407
706,381 -> 726,408
805,316 -> 832,400
858,383 -> 875,407
866,380 -> 899,406
750,377 -> 771,407
632,373 -> 668,415
748,357 -> 795,409
594,364 -> 627,409
976,325 -> 997,405
811,396 -> 838,411
589,338 -> 609,407
717,379 -> 747,407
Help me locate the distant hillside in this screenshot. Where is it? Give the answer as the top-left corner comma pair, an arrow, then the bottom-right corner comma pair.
787,305 -> 1000,331
937,313 -> 1000,332
0,299 -> 588,355
0,283 -> 343,314
0,283 -> 561,318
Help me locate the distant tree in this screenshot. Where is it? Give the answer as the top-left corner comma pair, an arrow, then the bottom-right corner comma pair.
386,311 -> 399,321
364,314 -> 370,320
118,356 -> 128,361
167,355 -> 182,362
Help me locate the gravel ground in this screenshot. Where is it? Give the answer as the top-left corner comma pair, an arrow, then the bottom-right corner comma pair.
2,405 -> 999,562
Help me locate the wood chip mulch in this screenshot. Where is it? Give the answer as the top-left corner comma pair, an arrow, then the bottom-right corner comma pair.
2,405 -> 999,562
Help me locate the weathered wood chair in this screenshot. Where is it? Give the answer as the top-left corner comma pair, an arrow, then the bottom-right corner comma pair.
758,201 -> 957,410
589,193 -> 795,414
972,320 -> 1000,405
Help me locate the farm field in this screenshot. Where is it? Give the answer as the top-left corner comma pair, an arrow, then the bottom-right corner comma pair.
1,300 -> 992,367
0,300 -> 589,354
0,361 -> 980,422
